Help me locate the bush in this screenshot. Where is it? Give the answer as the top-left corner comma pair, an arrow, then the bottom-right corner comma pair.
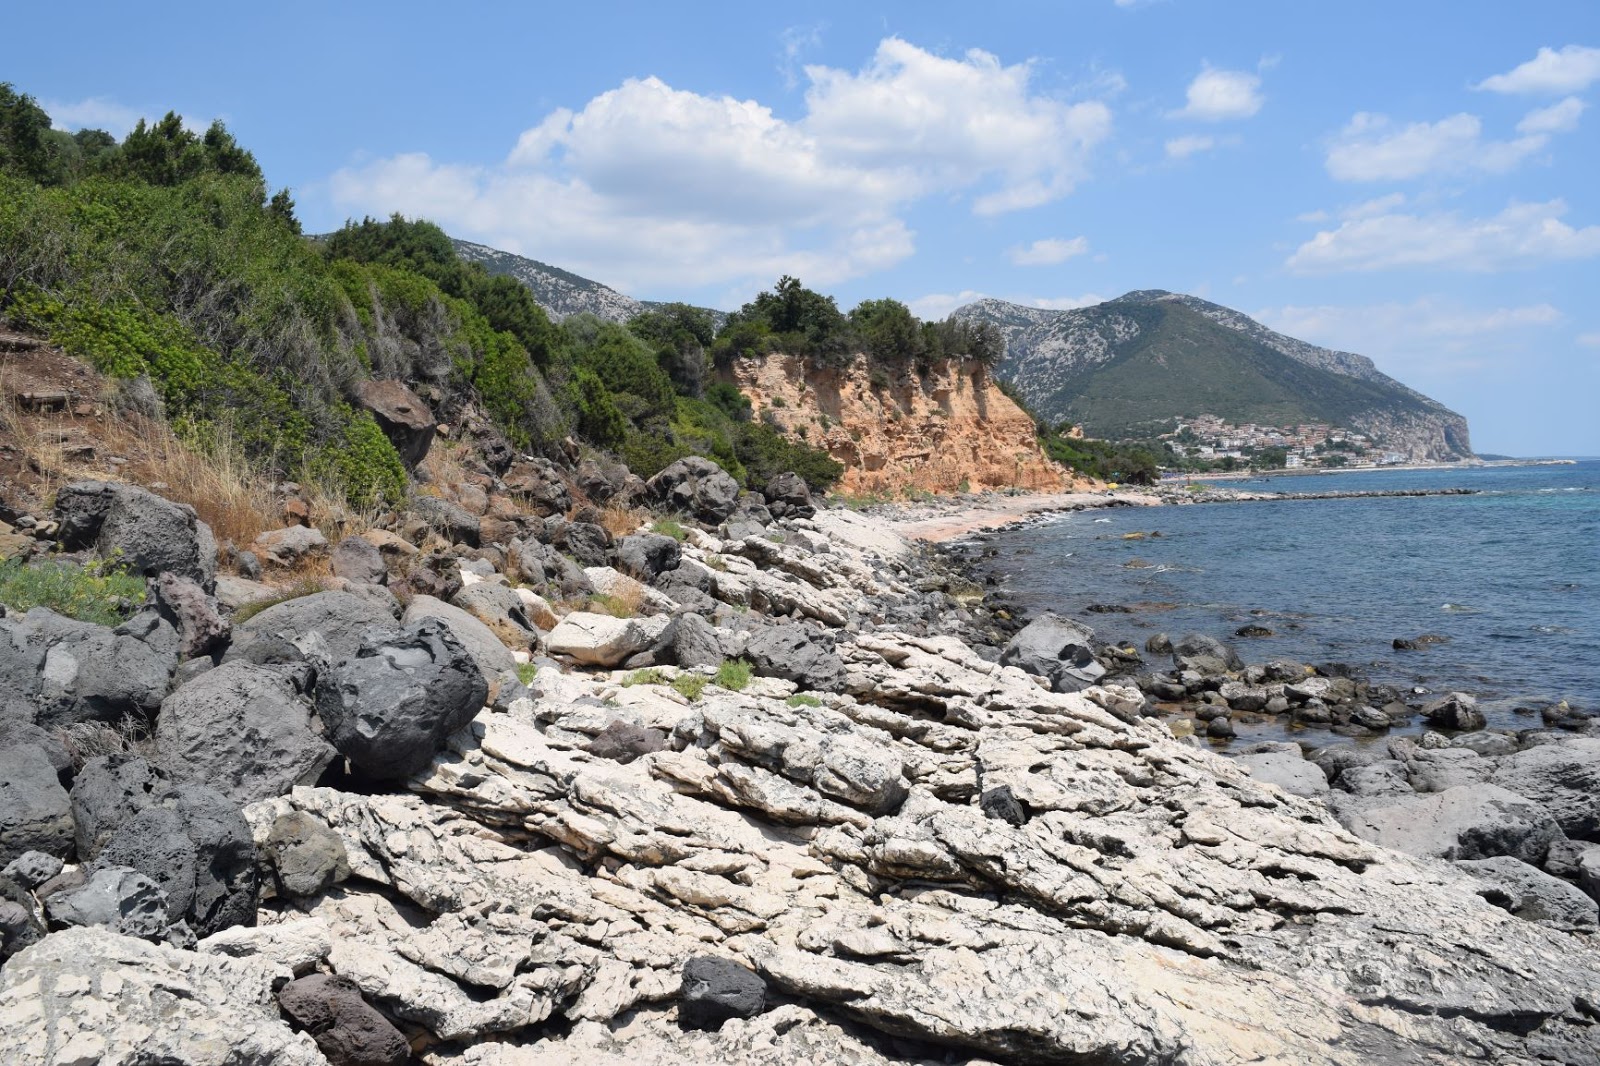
651,517 -> 688,542
516,662 -> 539,685
623,668 -> 667,687
0,555 -> 146,626
714,658 -> 752,692
672,674 -> 708,701
786,693 -> 823,708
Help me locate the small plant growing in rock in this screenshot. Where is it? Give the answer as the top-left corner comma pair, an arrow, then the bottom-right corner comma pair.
714,658 -> 753,692
786,693 -> 823,708
703,554 -> 728,572
623,667 -> 667,687
0,554 -> 146,626
515,662 -> 539,685
651,517 -> 688,542
672,674 -> 708,701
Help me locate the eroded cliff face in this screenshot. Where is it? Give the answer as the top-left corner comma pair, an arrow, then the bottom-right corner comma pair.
730,355 -> 1080,495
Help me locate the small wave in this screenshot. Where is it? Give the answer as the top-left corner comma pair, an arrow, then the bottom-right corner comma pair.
1441,603 -> 1479,612
1092,518 -> 1112,523
1531,624 -> 1574,635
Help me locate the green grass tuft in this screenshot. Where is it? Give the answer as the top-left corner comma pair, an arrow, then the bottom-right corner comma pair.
516,662 -> 539,685
623,667 -> 667,687
786,693 -> 823,708
0,555 -> 146,626
671,674 -> 708,701
651,517 -> 688,542
713,658 -> 753,692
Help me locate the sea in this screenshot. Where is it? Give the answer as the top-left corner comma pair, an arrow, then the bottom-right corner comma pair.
974,461 -> 1600,735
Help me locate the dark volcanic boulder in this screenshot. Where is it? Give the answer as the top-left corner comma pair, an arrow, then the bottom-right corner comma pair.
277,973 -> 410,1066
586,720 -> 670,765
151,572 -> 230,660
670,613 -> 724,669
1422,692 -> 1487,732
560,521 -> 612,568
152,662 -> 335,805
510,537 -> 593,599
409,495 -> 481,548
647,457 -> 740,524
616,533 -> 681,582
53,480 -> 215,584
0,744 -> 73,866
1170,633 -> 1244,675
46,866 -> 172,941
678,956 -> 767,1030
330,536 -> 389,585
0,608 -> 175,729
226,590 -> 398,665
503,458 -> 572,517
69,755 -> 256,937
315,618 -> 488,780
1000,613 -> 1106,693
576,456 -> 630,505
744,623 -> 847,693
762,471 -> 815,519
354,378 -> 436,468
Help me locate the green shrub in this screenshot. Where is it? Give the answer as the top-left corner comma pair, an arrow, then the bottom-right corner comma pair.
315,409 -> 407,508
516,662 -> 539,685
713,658 -> 752,692
588,592 -> 635,619
623,667 -> 667,687
0,555 -> 146,626
786,693 -> 823,708
672,674 -> 708,701
651,517 -> 688,542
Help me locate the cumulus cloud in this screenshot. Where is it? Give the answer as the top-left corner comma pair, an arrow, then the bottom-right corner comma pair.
1256,298 -> 1564,376
1172,67 -> 1262,121
329,37 -> 1113,293
41,96 -> 145,137
1007,237 -> 1089,266
1518,96 -> 1586,134
1324,112 -> 1551,181
1164,134 -> 1215,159
908,290 -> 990,319
1287,199 -> 1600,273
1477,45 -> 1600,95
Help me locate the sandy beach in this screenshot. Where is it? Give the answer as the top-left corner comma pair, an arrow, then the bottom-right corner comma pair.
875,489 -> 1162,542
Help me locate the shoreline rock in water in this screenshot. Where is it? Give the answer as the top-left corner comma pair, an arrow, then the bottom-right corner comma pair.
2,477 -> 1600,1064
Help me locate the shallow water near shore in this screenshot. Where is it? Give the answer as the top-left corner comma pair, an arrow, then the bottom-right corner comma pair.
975,461 -> 1600,740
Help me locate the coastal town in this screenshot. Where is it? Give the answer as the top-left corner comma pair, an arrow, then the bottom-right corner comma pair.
1163,413 -> 1411,470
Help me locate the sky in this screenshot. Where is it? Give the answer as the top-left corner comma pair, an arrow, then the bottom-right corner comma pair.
9,1 -> 1600,455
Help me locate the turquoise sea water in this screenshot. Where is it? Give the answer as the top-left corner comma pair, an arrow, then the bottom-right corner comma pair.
977,461 -> 1600,723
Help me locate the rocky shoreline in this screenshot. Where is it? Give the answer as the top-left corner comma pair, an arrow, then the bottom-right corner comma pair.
4,465 -> 1600,1064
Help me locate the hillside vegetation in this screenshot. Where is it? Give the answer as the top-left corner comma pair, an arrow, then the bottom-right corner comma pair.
0,83 -> 851,507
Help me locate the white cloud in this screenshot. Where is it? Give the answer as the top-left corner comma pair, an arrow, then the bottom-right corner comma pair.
330,38 -> 1114,293
1324,112 -> 1551,181
908,290 -> 989,319
1477,45 -> 1600,95
1287,199 -> 1600,273
1256,298 -> 1563,376
1172,67 -> 1262,121
1030,292 -> 1111,310
779,24 -> 825,89
1164,134 -> 1214,159
1518,96 -> 1586,134
41,96 -> 145,137
1579,331 -> 1600,349
1007,236 -> 1089,266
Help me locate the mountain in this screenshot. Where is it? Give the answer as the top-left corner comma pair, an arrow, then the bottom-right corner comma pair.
955,290 -> 1472,460
451,239 -> 725,327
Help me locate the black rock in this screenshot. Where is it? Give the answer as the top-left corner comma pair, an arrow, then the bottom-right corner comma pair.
678,956 -> 767,1029
647,457 -> 741,525
980,785 -> 1027,826
1171,633 -> 1243,675
0,744 -> 74,867
277,973 -> 410,1066
53,480 -> 216,584
1423,692 -> 1487,732
762,472 -> 815,519
561,522 -> 612,568
586,720 -> 670,765
46,865 -> 172,940
617,534 -> 682,583
409,495 -> 481,547
745,623 -> 848,693
315,618 -> 487,781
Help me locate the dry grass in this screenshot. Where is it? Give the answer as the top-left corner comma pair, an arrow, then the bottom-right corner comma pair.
598,502 -> 648,539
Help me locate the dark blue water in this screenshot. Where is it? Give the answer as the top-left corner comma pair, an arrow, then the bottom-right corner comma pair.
979,462 -> 1600,718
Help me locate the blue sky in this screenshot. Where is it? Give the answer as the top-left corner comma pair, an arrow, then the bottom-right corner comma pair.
9,1 -> 1599,454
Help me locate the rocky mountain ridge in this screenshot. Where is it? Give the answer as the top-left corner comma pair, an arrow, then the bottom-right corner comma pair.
957,291 -> 1474,461
451,240 -> 725,326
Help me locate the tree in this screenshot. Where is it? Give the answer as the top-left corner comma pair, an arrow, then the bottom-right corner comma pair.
629,302 -> 715,397
850,298 -> 923,368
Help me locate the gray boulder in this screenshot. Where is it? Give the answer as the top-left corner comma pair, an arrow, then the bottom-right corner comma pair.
586,720 -> 670,765
153,662 -> 335,805
330,536 -> 388,585
1489,738 -> 1600,838
1171,633 -> 1244,675
263,812 -> 350,899
547,612 -> 672,668
999,613 -> 1106,693
509,537 -> 593,598
1456,855 -> 1599,933
1423,692 -> 1487,732
0,745 -> 73,866
3,850 -> 63,890
402,594 -> 516,678
678,956 -> 767,1030
762,471 -> 815,519
1338,783 -> 1563,865
670,613 -> 725,670
560,522 -> 612,568
616,533 -> 682,582
503,458 -> 572,517
315,618 -> 488,780
0,607 -> 174,729
354,378 -> 436,468
70,755 -> 257,936
745,623 -> 848,693
1233,744 -> 1329,798
0,699 -> 71,783
250,526 -> 328,569
451,582 -> 541,651
277,973 -> 410,1066
647,457 -> 741,524
0,874 -> 44,960
53,480 -> 216,584
409,495 -> 481,547
226,590 -> 397,665
46,865 -> 172,940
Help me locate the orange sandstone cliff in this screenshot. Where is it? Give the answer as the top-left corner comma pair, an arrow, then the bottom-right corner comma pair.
730,354 -> 1086,495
